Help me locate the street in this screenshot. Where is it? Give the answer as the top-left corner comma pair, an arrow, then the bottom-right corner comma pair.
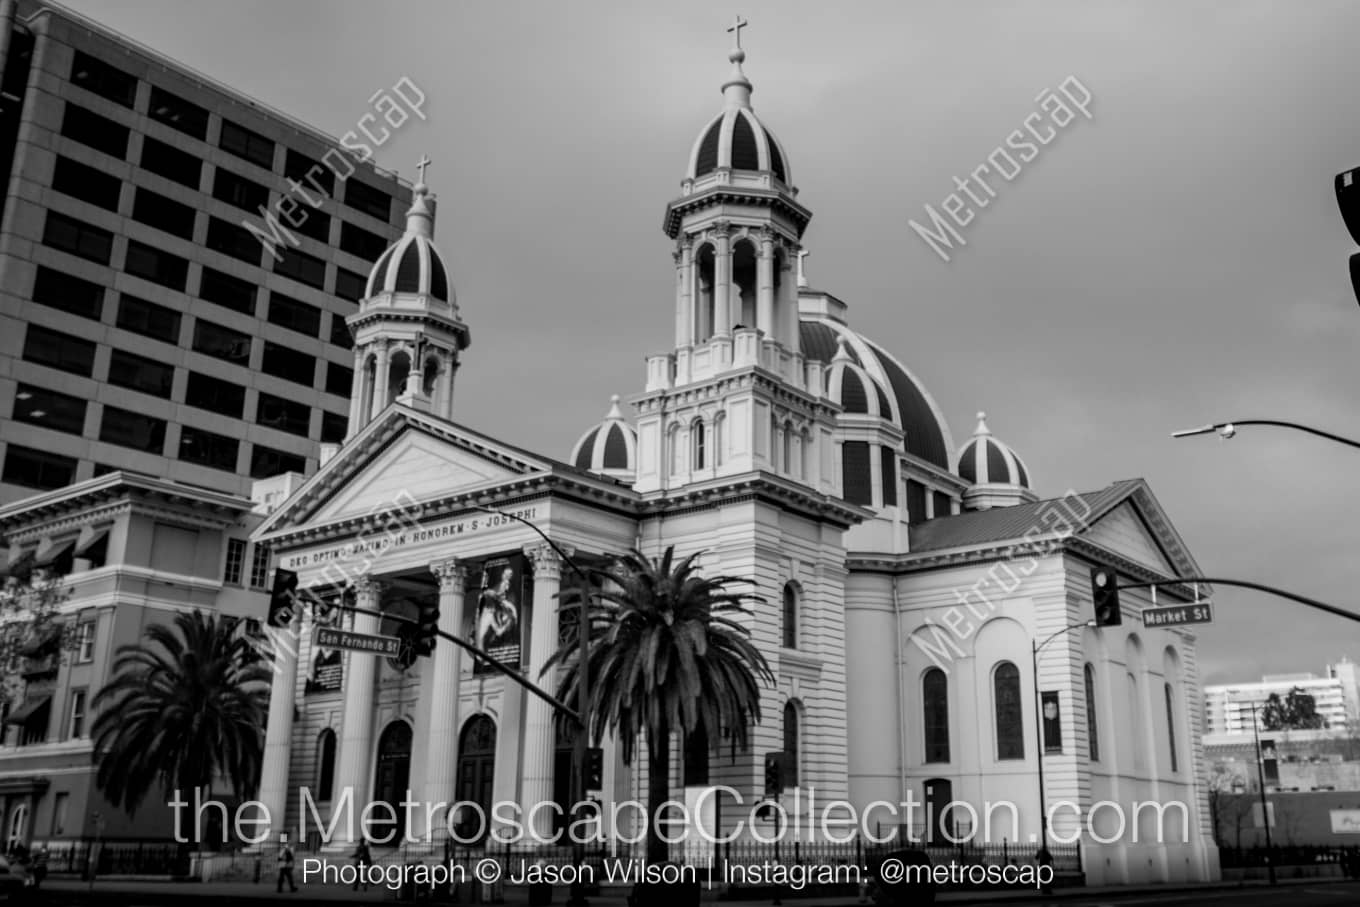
21,878 -> 1360,907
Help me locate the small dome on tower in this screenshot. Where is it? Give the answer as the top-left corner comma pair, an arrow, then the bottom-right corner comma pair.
365,176 -> 454,305
956,412 -> 1037,511
684,24 -> 792,185
571,396 -> 637,481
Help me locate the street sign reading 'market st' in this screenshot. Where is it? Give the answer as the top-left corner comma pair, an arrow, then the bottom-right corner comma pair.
315,626 -> 402,656
1141,603 -> 1213,628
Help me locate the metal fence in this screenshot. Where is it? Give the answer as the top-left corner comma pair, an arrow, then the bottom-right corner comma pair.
37,838 -> 192,877
1219,844 -> 1360,872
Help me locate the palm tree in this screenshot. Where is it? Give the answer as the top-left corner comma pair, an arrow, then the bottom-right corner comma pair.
547,546 -> 773,862
91,610 -> 271,833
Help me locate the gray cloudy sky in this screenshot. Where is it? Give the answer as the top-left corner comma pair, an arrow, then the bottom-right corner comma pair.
64,0 -> 1360,686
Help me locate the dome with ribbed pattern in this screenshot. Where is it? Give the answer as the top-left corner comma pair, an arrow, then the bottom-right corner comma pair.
365,183 -> 454,305
684,44 -> 791,185
571,396 -> 637,481
957,413 -> 1031,488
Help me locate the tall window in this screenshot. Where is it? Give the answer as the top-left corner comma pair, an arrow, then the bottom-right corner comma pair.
781,582 -> 798,649
67,690 -> 87,739
76,623 -> 95,664
923,668 -> 950,763
248,545 -> 269,589
782,422 -> 792,474
1084,663 -> 1100,762
994,661 -> 1024,760
1164,683 -> 1179,772
692,421 -> 706,470
316,729 -> 337,801
783,701 -> 800,788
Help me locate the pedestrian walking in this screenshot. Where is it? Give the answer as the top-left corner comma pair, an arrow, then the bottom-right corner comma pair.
277,842 -> 298,893
351,839 -> 372,892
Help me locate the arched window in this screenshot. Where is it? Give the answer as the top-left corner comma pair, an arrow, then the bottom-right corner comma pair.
923,668 -> 950,763
781,582 -> 798,649
1084,663 -> 1100,762
316,728 -> 337,801
362,354 -> 377,419
994,661 -> 1024,760
713,414 -> 725,467
799,429 -> 810,479
782,421 -> 793,474
1164,682 -> 1179,772
693,421 -> 706,470
683,722 -> 709,786
783,701 -> 800,788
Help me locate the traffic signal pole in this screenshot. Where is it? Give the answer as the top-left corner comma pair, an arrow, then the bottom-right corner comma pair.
1116,576 -> 1360,625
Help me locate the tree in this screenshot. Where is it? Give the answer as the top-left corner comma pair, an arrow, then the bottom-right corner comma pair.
1259,687 -> 1328,731
0,563 -> 74,665
91,610 -> 270,829
546,547 -> 773,863
1207,761 -> 1251,847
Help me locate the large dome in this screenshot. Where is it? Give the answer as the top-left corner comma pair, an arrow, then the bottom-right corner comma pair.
365,184 -> 453,304
800,317 -> 954,469
683,46 -> 791,186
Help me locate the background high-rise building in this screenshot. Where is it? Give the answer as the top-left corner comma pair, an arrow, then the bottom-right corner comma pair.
0,0 -> 411,504
1204,659 -> 1360,735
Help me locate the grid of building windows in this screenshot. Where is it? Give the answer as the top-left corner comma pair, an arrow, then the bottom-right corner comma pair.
1,18 -> 408,503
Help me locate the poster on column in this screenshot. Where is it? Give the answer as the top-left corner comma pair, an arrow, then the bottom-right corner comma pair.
473,554 -> 525,673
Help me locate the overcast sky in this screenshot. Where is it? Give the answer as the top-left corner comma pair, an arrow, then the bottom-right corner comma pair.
61,0 -> 1360,687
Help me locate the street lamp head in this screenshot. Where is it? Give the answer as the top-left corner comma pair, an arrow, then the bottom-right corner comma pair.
1217,423 -> 1237,440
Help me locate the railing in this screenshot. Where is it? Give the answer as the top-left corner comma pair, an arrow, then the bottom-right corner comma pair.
36,838 -> 192,877
1219,844 -> 1360,869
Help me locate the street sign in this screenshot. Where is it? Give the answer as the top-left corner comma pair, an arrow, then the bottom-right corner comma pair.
1141,603 -> 1213,628
315,626 -> 402,656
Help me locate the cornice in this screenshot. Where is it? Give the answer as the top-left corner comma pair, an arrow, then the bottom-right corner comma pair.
640,472 -> 867,530
662,188 -> 812,239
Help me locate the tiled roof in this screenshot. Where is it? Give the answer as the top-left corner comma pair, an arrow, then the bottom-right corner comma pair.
907,479 -> 1144,553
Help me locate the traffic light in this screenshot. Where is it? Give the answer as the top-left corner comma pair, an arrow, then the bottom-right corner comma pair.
1090,566 -> 1121,627
268,568 -> 299,628
412,598 -> 440,657
764,751 -> 786,797
1335,167 -> 1360,305
585,747 -> 604,790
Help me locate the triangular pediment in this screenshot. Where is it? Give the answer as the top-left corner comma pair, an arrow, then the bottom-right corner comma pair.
255,406 -> 555,536
309,431 -> 526,525
1082,500 -> 1177,574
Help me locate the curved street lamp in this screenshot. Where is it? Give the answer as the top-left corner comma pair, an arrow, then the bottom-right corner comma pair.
1031,619 -> 1097,854
1171,420 -> 1360,451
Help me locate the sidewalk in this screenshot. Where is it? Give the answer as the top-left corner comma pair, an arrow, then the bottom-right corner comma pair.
39,874 -> 1356,906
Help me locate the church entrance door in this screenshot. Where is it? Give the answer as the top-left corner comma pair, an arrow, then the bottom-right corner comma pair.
923,778 -> 953,845
373,722 -> 413,841
456,715 -> 497,843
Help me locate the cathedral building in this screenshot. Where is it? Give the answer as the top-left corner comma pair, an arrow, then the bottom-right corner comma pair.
252,32 -> 1219,886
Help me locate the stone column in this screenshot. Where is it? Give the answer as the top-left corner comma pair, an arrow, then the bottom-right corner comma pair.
519,543 -> 569,841
347,347 -> 366,431
756,231 -> 775,338
371,343 -> 391,420
713,224 -> 732,337
674,239 -> 694,348
422,559 -> 468,836
781,246 -> 800,351
257,621 -> 300,847
331,575 -> 383,847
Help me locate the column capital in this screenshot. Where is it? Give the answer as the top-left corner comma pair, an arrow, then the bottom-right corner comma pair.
711,221 -> 732,242
523,542 -> 573,581
431,558 -> 467,590
351,574 -> 387,601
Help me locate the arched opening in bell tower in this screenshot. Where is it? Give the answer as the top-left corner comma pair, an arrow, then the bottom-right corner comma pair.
422,354 -> 440,396
360,354 -> 377,418
387,350 -> 411,405
732,239 -> 757,328
694,243 -> 715,342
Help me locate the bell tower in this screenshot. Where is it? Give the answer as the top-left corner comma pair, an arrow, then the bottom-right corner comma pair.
634,22 -> 837,497
345,158 -> 470,438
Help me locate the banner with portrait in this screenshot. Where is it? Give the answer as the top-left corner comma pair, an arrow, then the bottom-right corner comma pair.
472,554 -> 526,672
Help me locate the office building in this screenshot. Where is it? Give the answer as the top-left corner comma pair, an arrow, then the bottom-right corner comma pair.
0,0 -> 410,504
